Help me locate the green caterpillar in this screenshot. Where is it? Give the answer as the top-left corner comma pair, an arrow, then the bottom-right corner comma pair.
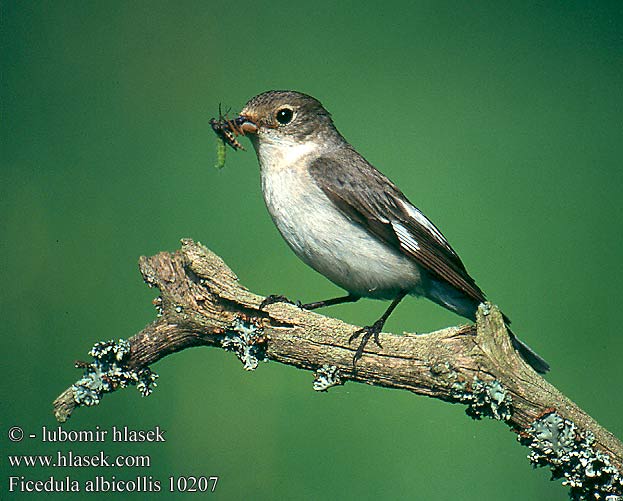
215,138 -> 227,169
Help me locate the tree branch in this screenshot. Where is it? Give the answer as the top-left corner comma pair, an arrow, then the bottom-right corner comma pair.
53,239 -> 623,499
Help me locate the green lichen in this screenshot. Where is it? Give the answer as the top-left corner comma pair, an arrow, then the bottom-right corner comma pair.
313,365 -> 343,391
520,412 -> 623,500
72,339 -> 158,407
451,377 -> 512,421
219,317 -> 267,370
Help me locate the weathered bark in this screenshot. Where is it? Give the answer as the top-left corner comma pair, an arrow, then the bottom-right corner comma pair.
53,239 -> 623,499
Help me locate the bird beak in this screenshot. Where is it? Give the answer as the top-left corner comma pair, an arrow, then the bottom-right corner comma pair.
235,115 -> 258,134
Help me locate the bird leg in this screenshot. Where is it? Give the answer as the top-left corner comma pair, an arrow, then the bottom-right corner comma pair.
300,294 -> 360,310
349,291 -> 408,366
259,293 -> 359,311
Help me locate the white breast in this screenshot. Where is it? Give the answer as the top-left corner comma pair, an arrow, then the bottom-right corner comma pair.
256,137 -> 424,299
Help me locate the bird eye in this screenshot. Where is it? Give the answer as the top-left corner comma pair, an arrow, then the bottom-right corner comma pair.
276,108 -> 294,125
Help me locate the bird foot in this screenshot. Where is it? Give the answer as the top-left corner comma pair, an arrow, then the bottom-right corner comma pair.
259,294 -> 302,310
348,319 -> 384,366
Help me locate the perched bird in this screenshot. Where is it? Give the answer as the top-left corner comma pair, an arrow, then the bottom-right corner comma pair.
218,90 -> 549,372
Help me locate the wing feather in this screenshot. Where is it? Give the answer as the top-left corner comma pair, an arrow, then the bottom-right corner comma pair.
308,147 -> 485,303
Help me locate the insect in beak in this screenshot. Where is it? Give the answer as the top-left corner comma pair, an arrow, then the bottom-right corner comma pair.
210,105 -> 258,151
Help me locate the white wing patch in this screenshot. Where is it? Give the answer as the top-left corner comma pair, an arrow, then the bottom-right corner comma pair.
397,199 -> 453,251
391,221 -> 420,253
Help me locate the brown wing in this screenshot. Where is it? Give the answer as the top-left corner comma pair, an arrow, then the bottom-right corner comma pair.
308,147 -> 485,304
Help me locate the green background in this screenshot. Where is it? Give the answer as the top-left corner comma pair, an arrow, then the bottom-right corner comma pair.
2,1 -> 622,499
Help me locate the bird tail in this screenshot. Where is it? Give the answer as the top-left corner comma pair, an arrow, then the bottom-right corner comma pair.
507,328 -> 550,374
425,280 -> 550,373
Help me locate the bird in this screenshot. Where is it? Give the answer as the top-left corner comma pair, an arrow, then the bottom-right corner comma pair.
216,90 -> 549,373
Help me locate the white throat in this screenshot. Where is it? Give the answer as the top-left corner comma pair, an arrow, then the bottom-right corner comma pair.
256,134 -> 322,173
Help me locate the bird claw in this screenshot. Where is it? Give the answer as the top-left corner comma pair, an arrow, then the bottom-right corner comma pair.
348,320 -> 384,366
259,294 -> 302,310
